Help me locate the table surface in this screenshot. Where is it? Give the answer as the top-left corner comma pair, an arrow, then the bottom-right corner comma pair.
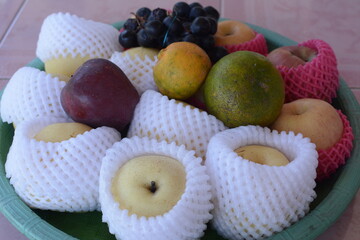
0,0 -> 359,239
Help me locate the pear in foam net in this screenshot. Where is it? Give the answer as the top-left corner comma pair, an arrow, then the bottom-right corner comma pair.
99,136 -> 213,240
205,125 -> 318,240
127,90 -> 227,160
5,116 -> 121,212
109,47 -> 159,95
0,67 -> 69,127
36,12 -> 122,77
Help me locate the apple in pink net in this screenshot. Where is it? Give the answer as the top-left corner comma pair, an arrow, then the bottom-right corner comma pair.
61,58 -> 140,132
267,45 -> 317,68
270,98 -> 343,150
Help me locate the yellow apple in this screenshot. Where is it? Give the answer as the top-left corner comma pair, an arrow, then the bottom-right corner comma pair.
34,122 -> 93,142
44,54 -> 91,78
122,47 -> 159,61
111,154 -> 186,218
270,98 -> 343,150
235,145 -> 289,166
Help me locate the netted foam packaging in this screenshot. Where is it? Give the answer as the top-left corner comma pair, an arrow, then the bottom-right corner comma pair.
316,110 -> 354,181
110,51 -> 158,95
218,32 -> 268,55
99,136 -> 213,240
127,90 -> 227,160
277,39 -> 339,103
0,67 -> 69,126
5,116 -> 121,212
205,125 -> 318,240
36,12 -> 122,62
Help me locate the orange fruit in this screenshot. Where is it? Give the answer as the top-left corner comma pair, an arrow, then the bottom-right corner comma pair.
153,42 -> 212,100
203,51 -> 285,128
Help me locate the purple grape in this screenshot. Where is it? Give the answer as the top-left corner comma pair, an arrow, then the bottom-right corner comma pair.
190,16 -> 211,36
137,29 -> 159,48
199,35 -> 215,50
207,46 -> 229,64
145,20 -> 166,38
119,30 -> 138,48
173,2 -> 191,18
182,33 -> 200,45
189,2 -> 203,9
123,18 -> 139,31
136,7 -> 151,20
163,16 -> 184,36
204,6 -> 220,21
148,8 -> 168,22
189,6 -> 206,21
182,21 -> 192,33
207,17 -> 218,35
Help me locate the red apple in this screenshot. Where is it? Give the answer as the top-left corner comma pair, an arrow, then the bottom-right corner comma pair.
270,98 -> 343,150
60,58 -> 140,132
267,45 -> 317,68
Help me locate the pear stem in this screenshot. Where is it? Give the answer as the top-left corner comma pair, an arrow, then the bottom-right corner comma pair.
150,181 -> 157,193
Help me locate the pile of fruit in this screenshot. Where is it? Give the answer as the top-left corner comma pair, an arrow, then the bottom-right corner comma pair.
0,2 -> 355,240
119,2 -> 229,64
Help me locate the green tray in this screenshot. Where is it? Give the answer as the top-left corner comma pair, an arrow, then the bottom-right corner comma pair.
0,21 -> 360,240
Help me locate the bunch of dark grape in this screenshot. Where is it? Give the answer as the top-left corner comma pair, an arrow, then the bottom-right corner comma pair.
118,2 -> 229,63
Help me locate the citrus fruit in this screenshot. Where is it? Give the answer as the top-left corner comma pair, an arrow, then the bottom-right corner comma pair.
153,42 -> 212,100
203,51 -> 285,127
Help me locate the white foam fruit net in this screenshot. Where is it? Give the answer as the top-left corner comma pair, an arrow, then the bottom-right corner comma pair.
36,12 -> 122,62
127,90 -> 227,160
99,136 -> 213,240
205,125 -> 318,240
110,52 -> 158,95
0,67 -> 69,126
5,116 -> 121,212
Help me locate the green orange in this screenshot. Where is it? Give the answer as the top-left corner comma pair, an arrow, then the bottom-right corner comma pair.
203,51 -> 285,128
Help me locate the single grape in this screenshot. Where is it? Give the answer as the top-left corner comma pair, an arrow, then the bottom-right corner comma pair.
145,20 -> 166,38
182,33 -> 200,45
189,6 -> 206,21
136,7 -> 151,20
148,8 -> 168,22
190,16 -> 211,36
119,30 -> 139,48
189,2 -> 203,9
207,17 -> 218,35
123,18 -> 139,31
206,46 -> 229,64
137,29 -> 159,48
163,16 -> 184,36
173,2 -> 191,18
204,6 -> 220,21
199,35 -> 215,50
182,21 -> 192,33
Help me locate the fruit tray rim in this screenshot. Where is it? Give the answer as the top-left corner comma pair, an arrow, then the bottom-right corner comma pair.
0,20 -> 359,240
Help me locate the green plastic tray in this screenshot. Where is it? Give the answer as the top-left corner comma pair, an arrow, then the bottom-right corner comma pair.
0,21 -> 360,240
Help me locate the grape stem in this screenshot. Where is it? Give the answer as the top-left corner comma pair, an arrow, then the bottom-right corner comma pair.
162,13 -> 178,48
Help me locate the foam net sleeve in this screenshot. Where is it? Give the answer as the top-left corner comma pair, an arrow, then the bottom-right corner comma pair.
99,136 -> 213,240
278,39 -> 339,103
316,110 -> 354,181
36,12 -> 122,62
205,125 -> 318,240
0,67 -> 69,126
109,52 -> 158,95
127,90 -> 228,160
219,32 -> 268,55
5,116 -> 121,212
